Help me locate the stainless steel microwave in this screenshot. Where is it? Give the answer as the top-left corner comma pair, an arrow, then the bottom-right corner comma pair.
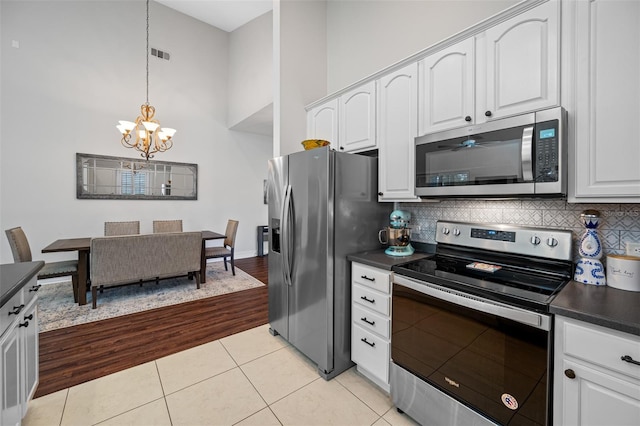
415,107 -> 566,198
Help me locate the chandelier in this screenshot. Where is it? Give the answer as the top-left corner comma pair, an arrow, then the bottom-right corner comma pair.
116,0 -> 175,160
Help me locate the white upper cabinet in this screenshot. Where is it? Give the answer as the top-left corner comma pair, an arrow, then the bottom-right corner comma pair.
418,38 -> 475,135
338,81 -> 376,152
567,0 -> 640,201
306,82 -> 376,153
479,0 -> 559,122
306,98 -> 338,147
377,63 -> 419,202
418,0 -> 559,135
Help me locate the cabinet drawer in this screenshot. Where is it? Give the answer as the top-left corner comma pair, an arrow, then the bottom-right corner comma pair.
352,324 -> 390,384
352,263 -> 390,294
562,318 -> 640,380
353,303 -> 390,339
353,284 -> 390,316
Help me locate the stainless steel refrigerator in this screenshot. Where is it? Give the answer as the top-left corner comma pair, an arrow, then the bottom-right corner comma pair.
267,147 -> 389,379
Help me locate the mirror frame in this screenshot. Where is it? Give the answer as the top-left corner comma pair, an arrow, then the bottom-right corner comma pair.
76,153 -> 198,200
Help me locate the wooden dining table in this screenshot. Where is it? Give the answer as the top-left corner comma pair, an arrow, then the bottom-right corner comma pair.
42,230 -> 225,305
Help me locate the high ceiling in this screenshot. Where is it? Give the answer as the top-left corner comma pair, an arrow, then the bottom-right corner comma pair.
156,0 -> 273,32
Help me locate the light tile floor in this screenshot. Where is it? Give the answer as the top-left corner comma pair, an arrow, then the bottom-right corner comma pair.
23,324 -> 419,426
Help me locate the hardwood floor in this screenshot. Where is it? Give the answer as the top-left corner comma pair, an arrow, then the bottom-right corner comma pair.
35,256 -> 269,398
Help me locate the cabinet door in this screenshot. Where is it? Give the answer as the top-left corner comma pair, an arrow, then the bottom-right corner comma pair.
377,63 -> 419,202
571,0 -> 640,200
1,323 -> 21,426
556,359 -> 640,426
480,0 -> 559,121
418,38 -> 475,135
21,299 -> 38,413
338,81 -> 376,152
306,99 -> 338,146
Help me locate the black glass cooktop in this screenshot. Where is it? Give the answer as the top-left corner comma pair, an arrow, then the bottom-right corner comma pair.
392,252 -> 572,311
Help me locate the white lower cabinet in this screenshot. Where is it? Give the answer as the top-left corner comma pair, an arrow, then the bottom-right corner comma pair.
553,316 -> 640,425
1,278 -> 39,426
351,262 -> 391,392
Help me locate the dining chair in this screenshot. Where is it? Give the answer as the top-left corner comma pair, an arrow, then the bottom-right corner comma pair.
204,220 -> 239,275
5,227 -> 80,302
152,220 -> 183,233
104,221 -> 140,236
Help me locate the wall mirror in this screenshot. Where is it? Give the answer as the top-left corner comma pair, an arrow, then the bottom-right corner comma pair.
76,153 -> 197,200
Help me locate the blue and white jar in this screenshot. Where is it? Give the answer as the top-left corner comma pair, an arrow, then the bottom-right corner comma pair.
574,210 -> 606,286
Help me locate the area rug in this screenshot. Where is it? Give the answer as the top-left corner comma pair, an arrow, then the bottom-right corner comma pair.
37,262 -> 265,332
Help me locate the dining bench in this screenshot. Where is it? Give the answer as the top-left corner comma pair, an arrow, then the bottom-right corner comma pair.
89,231 -> 202,308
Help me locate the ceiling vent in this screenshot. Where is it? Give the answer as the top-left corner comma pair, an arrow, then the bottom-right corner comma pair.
151,48 -> 170,61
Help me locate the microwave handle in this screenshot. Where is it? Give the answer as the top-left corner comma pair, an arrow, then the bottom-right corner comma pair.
521,126 -> 534,181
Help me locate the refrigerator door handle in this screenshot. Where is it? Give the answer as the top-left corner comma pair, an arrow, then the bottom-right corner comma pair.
282,184 -> 293,286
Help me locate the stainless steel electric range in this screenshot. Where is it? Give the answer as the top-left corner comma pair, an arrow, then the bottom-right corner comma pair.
390,221 -> 574,426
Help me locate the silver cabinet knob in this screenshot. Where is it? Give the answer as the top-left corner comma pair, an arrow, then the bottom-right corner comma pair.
547,237 -> 558,247
530,236 -> 541,245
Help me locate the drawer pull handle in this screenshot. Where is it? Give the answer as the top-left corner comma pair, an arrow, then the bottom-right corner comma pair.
621,355 -> 640,366
361,317 -> 375,326
564,369 -> 576,379
9,304 -> 25,316
24,314 -> 33,321
361,338 -> 375,347
360,296 -> 375,304
19,321 -> 29,328
29,285 -> 42,292
361,275 -> 375,282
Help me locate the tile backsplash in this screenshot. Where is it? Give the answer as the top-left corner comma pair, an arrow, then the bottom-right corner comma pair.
398,200 -> 640,261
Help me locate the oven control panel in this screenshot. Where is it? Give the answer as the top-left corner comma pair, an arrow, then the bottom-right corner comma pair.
436,221 -> 573,261
470,228 -> 516,242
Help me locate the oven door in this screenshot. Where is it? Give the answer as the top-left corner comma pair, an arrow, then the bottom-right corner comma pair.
391,274 -> 551,426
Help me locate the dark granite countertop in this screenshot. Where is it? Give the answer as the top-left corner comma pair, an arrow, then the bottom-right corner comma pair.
1,261 -> 44,308
550,281 -> 640,337
347,243 -> 435,270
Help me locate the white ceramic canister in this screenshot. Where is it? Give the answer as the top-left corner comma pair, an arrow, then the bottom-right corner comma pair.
606,255 -> 640,292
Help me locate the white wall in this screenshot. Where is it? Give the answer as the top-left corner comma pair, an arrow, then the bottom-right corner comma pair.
326,0 -> 519,92
228,10 -> 273,132
277,0 -> 327,156
0,0 -> 271,264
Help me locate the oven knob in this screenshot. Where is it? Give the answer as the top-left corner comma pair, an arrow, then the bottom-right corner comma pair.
453,229 -> 461,236
530,236 -> 541,245
442,228 -> 450,235
547,237 -> 558,247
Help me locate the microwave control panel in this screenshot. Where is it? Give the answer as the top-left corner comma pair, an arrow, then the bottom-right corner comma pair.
534,120 -> 559,182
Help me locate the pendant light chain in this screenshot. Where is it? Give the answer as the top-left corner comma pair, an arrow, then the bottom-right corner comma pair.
146,0 -> 150,106
116,0 -> 176,160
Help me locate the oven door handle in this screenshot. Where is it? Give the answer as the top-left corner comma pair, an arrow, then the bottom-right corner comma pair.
394,275 -> 551,331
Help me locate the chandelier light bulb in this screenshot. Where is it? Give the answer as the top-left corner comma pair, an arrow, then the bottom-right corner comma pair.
142,121 -> 160,133
162,128 -> 176,138
120,121 -> 136,131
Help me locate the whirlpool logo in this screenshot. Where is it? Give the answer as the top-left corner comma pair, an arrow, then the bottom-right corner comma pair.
444,377 -> 460,388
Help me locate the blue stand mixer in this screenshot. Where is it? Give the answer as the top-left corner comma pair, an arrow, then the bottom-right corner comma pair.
379,210 -> 415,256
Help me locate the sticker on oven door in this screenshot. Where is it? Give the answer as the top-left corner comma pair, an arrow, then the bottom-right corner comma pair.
501,393 -> 518,410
